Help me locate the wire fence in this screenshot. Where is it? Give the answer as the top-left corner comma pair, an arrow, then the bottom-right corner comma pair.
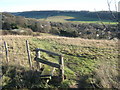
1,38 -> 31,68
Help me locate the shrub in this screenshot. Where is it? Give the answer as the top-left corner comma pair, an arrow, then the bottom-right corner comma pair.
10,23 -> 19,29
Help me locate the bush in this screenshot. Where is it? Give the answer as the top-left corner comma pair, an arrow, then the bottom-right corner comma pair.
10,23 -> 19,29
1,28 -> 33,35
2,65 -> 51,89
50,27 -> 60,35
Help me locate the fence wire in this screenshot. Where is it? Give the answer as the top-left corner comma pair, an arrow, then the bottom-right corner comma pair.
1,38 -> 31,68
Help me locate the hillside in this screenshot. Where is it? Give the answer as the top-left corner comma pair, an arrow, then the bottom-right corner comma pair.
1,12 -> 118,39
11,10 -> 117,22
1,34 -> 119,88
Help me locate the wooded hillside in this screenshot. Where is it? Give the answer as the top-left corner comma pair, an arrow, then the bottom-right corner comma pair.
1,12 -> 118,39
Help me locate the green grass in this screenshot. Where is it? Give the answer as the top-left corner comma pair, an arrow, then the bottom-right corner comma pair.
1,34 -> 119,88
72,21 -> 117,24
39,16 -> 117,24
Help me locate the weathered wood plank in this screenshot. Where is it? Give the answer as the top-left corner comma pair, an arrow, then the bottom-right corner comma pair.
34,57 -> 60,68
35,48 -> 61,56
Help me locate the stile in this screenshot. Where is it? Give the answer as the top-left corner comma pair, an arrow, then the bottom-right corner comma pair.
34,48 -> 64,82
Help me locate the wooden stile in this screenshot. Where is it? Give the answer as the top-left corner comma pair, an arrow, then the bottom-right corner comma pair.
3,40 -> 64,82
34,48 -> 64,82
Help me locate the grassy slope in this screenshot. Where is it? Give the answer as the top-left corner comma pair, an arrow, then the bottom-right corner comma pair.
1,34 -> 119,88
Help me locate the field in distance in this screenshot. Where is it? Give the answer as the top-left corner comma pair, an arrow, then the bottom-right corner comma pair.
39,16 -> 117,24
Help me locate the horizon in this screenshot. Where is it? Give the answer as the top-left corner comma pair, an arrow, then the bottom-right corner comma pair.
0,0 -> 119,12
2,10 -> 117,13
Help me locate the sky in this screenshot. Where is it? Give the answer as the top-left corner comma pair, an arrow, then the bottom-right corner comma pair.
0,0 -> 120,12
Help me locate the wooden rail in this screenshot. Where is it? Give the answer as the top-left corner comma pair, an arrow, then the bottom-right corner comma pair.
35,48 -> 61,56
34,58 -> 60,68
34,48 -> 64,82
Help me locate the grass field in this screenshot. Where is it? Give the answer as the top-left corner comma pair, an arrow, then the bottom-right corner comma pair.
1,34 -> 119,88
39,16 -> 117,24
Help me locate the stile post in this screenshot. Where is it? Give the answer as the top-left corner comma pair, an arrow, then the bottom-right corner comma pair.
35,48 -> 41,70
4,41 -> 9,63
59,55 -> 64,82
26,40 -> 32,70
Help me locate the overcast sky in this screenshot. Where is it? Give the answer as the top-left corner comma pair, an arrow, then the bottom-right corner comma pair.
0,0 -> 119,12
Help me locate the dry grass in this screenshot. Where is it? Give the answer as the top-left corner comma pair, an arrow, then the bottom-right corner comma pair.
0,34 -> 119,88
1,35 -> 31,68
35,34 -> 117,48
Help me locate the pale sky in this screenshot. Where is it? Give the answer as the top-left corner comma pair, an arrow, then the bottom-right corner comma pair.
0,0 -> 119,12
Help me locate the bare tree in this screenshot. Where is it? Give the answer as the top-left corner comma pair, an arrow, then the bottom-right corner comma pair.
0,13 -> 2,30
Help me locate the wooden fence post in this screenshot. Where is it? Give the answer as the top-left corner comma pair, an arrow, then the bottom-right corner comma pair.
26,40 -> 32,70
35,48 -> 41,70
4,41 -> 9,63
59,55 -> 64,82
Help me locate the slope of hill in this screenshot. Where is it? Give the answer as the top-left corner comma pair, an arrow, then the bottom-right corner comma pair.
1,34 -> 119,88
11,10 -> 117,22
